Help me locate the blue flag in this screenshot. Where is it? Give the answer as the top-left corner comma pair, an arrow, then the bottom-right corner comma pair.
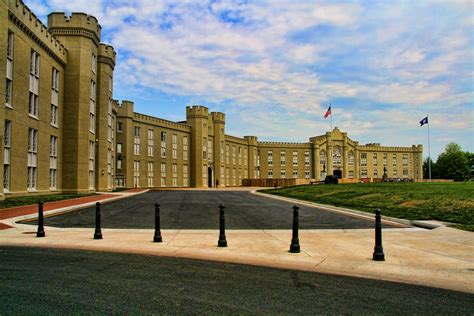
419,116 -> 428,126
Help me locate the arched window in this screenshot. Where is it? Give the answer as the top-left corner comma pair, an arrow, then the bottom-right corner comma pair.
333,146 -> 342,165
348,150 -> 354,166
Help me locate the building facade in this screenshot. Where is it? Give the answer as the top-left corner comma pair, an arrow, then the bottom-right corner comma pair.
0,2 -> 423,199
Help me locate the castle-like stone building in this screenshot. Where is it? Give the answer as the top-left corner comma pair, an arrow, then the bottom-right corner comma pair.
0,1 -> 423,199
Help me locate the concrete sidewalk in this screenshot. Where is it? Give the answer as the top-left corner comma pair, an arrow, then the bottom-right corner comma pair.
0,189 -> 472,294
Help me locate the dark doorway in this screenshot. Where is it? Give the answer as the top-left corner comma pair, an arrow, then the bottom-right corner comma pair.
333,170 -> 342,179
208,167 -> 213,187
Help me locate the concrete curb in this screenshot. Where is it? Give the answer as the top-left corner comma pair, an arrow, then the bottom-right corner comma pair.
251,190 -> 413,228
2,189 -> 149,227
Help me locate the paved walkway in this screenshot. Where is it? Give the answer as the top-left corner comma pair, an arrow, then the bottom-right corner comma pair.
0,188 -> 472,294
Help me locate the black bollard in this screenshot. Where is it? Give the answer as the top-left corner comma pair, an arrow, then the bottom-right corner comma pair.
289,205 -> 300,253
217,204 -> 227,247
372,209 -> 385,261
94,202 -> 103,240
153,203 -> 163,242
36,201 -> 45,238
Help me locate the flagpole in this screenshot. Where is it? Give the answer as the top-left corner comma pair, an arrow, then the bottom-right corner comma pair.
330,103 -> 333,131
427,114 -> 431,181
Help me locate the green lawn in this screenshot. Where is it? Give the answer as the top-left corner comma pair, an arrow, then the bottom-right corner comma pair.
261,182 -> 474,231
0,193 -> 96,209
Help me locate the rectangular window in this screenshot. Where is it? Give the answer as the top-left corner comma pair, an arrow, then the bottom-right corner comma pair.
161,132 -> 166,158
244,148 -> 247,166
27,129 -> 38,190
134,127 -> 140,155
203,165 -> 208,184
29,50 -> 40,118
89,80 -> 96,133
133,160 -> 140,187
50,67 -> 59,127
107,100 -> 113,142
403,154 -> 408,166
208,139 -> 213,162
88,141 -> 95,189
161,162 -> 166,187
50,136 -> 58,189
109,75 -> 113,92
304,151 -> 310,166
268,150 -> 273,166
117,143 -> 122,154
117,122 -> 123,132
183,165 -> 188,187
91,53 -> 97,74
360,153 -> 367,167
373,153 -> 378,166
280,151 -> 286,167
172,134 -> 177,159
293,151 -> 298,167
305,170 -> 310,179
117,158 -> 122,169
373,168 -> 378,178
232,146 -> 236,165
383,153 -> 388,167
280,169 -> 286,178
107,149 -> 112,189
172,163 -> 177,187
349,170 -> 354,178
238,146 -> 241,165
392,154 -> 397,167
3,121 -> 12,191
268,169 -> 273,178
6,32 -> 13,107
147,162 -> 154,187
183,136 -> 188,160
293,169 -> 298,178
220,141 -> 224,163
148,129 -> 154,157
226,145 -> 230,164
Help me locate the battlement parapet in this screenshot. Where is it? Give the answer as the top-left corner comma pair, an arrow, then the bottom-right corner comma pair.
98,43 -> 116,68
257,141 -> 312,149
211,111 -> 225,123
225,135 -> 248,145
116,100 -> 134,118
244,136 -> 258,146
8,0 -> 67,65
48,12 -> 101,46
134,113 -> 191,133
357,144 -> 422,153
186,105 -> 209,119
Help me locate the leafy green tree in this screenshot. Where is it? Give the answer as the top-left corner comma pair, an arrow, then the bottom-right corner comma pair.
423,157 -> 437,179
435,143 -> 470,181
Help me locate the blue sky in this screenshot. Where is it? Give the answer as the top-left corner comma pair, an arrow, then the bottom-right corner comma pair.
26,0 -> 473,159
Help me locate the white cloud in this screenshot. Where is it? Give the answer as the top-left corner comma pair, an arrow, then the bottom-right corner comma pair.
24,0 -> 474,157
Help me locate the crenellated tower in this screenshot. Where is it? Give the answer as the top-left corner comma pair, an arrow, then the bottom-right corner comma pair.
186,106 -> 209,187
211,111 -> 225,187
244,136 -> 258,179
95,44 -> 116,191
48,12 -> 102,193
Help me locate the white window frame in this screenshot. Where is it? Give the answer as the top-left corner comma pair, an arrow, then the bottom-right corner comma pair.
50,135 -> 58,189
3,121 -> 12,191
27,128 -> 38,190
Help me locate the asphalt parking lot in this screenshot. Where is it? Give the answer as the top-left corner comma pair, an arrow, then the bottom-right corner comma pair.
1,247 -> 472,314
26,191 -> 398,229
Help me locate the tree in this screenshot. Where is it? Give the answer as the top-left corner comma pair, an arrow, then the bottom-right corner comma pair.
423,157 -> 437,179
435,142 -> 470,181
